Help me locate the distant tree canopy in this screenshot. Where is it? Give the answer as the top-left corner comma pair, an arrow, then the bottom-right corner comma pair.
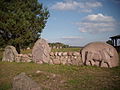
0,0 -> 49,53
49,42 -> 69,48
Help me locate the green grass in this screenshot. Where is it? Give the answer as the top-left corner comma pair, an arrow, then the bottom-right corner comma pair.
21,48 -> 80,54
21,49 -> 32,54
0,62 -> 120,90
51,48 -> 80,52
0,48 -> 120,89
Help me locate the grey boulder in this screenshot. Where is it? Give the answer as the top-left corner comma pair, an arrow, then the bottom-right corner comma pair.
81,42 -> 119,68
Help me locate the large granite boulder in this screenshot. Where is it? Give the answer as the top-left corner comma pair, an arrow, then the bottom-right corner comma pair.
81,42 -> 119,68
2,46 -> 18,62
32,39 -> 51,64
13,73 -> 42,90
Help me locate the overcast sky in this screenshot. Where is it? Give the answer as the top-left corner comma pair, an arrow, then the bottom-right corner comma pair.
39,0 -> 120,46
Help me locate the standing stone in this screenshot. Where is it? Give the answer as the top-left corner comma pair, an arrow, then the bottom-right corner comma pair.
32,39 -> 51,64
2,46 -> 18,62
81,42 -> 119,68
13,72 -> 42,90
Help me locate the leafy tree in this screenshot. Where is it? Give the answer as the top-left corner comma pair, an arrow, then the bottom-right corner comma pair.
0,0 -> 49,53
49,42 -> 69,48
106,40 -> 113,46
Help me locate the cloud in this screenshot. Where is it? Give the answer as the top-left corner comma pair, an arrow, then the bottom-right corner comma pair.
51,0 -> 102,12
61,36 -> 84,39
76,13 -> 119,33
83,13 -> 115,22
51,1 -> 79,10
60,36 -> 85,46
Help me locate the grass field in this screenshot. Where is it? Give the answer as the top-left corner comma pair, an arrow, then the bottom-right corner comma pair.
0,62 -> 120,90
51,48 -> 80,52
0,48 -> 120,90
21,48 -> 81,54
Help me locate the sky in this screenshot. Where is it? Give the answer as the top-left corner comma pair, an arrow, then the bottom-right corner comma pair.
39,0 -> 120,46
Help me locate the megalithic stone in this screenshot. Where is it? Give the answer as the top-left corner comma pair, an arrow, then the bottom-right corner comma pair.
13,72 -> 42,90
2,46 -> 18,62
81,42 -> 119,68
32,38 -> 51,64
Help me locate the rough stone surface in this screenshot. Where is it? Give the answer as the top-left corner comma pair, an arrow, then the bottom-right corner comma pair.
81,42 -> 119,68
32,39 -> 51,64
62,52 -> 67,56
50,52 -> 54,56
15,54 -> 32,63
2,46 -> 18,62
50,52 -> 83,66
13,72 -> 42,90
52,58 -> 61,64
